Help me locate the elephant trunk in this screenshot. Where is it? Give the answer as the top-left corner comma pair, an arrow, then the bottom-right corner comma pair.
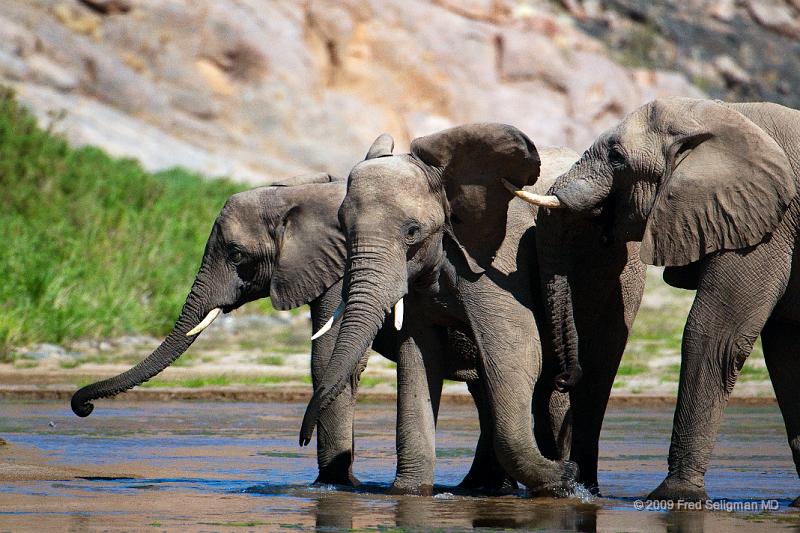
71,276 -> 215,417
544,270 -> 582,391
538,211 -> 583,392
534,162 -> 616,390
300,239 -> 404,445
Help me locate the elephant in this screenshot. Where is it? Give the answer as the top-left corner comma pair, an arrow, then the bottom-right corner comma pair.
299,123 -> 583,496
512,97 -> 800,505
69,172 -> 516,492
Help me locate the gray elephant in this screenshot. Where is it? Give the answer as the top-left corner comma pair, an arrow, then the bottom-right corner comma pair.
300,123 -> 582,495
513,97 -> 800,505
70,173 -> 514,491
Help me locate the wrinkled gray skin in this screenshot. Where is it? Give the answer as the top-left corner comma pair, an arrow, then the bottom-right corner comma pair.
301,123 -> 578,495
536,97 -> 800,505
70,173 -> 514,491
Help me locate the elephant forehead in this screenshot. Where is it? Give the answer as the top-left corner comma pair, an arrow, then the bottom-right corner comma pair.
217,216 -> 264,248
347,157 -> 432,205
350,156 -> 426,185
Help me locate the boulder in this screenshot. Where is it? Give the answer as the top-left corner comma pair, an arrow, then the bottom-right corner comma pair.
746,0 -> 800,40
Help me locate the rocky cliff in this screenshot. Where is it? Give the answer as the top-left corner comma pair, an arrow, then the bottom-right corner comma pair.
1,0 -> 787,184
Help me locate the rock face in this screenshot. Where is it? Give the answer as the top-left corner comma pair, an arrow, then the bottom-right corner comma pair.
0,0 -> 711,183
573,0 -> 800,107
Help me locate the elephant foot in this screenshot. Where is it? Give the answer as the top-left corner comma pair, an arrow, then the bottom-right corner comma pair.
388,482 -> 433,496
314,452 -> 360,487
314,467 -> 360,488
458,457 -> 519,495
527,460 -> 580,498
647,475 -> 708,502
791,496 -> 799,508
458,472 -> 519,495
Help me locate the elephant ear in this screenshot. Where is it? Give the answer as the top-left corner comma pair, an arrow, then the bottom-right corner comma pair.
411,123 -> 540,273
271,172 -> 341,186
269,182 -> 347,310
640,99 -> 796,267
365,133 -> 394,159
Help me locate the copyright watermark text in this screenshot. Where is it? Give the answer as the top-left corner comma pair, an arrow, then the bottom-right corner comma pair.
633,499 -> 780,512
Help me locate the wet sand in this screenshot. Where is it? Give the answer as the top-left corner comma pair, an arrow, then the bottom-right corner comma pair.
1,400 -> 798,531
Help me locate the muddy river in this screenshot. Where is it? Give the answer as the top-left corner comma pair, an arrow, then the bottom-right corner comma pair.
1,400 -> 798,531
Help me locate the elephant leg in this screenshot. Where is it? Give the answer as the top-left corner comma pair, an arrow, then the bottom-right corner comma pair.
314,383 -> 357,485
390,325 -> 444,495
567,346 -> 624,494
465,279 -> 577,494
310,284 -> 359,486
761,318 -> 800,508
648,252 -> 787,502
459,380 -> 518,492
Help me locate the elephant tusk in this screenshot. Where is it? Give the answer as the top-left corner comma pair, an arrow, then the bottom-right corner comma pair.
311,301 -> 345,340
186,308 -> 222,336
394,298 -> 404,331
501,178 -> 563,209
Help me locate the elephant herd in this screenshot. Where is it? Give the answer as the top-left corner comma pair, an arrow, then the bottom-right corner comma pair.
71,97 -> 800,506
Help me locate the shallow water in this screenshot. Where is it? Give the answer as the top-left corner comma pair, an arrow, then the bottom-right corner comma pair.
0,400 -> 798,531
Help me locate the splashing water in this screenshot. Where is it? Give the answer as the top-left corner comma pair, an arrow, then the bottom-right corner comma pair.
527,481 -> 595,502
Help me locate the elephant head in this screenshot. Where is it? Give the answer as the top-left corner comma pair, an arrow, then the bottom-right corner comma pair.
512,97 -> 796,390
71,173 -> 347,416
299,123 -> 540,443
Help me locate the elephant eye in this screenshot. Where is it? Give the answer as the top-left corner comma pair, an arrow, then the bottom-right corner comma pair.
229,251 -> 245,265
404,222 -> 421,244
608,146 -> 627,169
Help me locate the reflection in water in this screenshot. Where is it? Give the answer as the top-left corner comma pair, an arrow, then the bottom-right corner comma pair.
315,490 -> 356,531
662,510 -> 705,533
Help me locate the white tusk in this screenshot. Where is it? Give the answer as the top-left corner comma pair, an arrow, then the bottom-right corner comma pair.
501,178 -> 563,209
394,298 -> 404,331
186,308 -> 222,336
311,301 -> 345,340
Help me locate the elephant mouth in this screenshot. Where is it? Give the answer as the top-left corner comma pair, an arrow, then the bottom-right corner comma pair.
311,296 -> 406,341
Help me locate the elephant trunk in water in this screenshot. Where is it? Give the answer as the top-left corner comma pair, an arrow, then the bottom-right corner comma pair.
71,275 -> 216,417
300,239 -> 404,445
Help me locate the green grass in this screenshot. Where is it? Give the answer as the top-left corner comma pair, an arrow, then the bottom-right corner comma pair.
140,374 -> 311,388
0,88 -> 262,358
625,270 -> 691,363
358,375 -> 393,388
256,355 -> 285,366
616,363 -> 647,376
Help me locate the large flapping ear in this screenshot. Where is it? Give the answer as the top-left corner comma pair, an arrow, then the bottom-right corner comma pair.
641,99 -> 796,267
411,123 -> 540,272
269,182 -> 347,309
365,133 -> 394,160
271,172 -> 341,186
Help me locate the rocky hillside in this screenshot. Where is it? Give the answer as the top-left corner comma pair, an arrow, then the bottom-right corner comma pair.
1,0 -> 788,184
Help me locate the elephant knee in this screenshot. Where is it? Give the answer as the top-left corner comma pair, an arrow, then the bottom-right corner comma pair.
682,326 -> 758,395
723,334 -> 757,392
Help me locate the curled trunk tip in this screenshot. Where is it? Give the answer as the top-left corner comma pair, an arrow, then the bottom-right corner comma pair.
71,300 -> 206,416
